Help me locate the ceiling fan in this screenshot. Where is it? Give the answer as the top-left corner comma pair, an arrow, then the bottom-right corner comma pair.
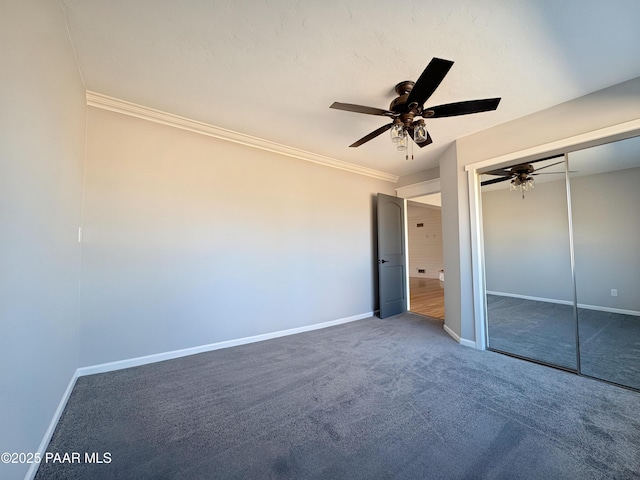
481,157 -> 568,198
330,57 -> 501,149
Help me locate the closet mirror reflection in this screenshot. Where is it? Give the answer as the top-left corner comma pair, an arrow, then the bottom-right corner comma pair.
480,134 -> 640,391
481,155 -> 577,370
569,136 -> 640,390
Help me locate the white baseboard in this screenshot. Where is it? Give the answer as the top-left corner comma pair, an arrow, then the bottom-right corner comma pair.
25,371 -> 80,480
443,323 -> 476,349
77,311 -> 374,377
486,291 -> 640,317
459,337 -> 477,349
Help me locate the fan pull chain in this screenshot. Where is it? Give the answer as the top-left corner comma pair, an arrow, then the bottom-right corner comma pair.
406,139 -> 414,161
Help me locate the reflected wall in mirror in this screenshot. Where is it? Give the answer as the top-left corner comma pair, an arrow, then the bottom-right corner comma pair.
481,156 -> 577,370
569,135 -> 640,390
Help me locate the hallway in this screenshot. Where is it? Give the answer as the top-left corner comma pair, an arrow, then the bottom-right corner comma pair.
409,277 -> 444,320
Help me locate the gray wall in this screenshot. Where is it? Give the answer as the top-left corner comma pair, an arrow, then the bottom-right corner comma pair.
78,107 -> 395,366
572,167 -> 640,312
0,1 -> 86,478
440,142 -> 475,339
482,178 -> 574,302
482,167 -> 640,313
395,166 -> 440,188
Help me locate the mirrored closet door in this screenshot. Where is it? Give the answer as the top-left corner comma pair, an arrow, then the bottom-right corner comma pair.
569,136 -> 640,390
480,135 -> 640,391
481,155 -> 578,371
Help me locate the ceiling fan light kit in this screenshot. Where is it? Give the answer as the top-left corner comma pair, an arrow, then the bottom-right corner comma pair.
510,176 -> 534,198
330,57 -> 501,153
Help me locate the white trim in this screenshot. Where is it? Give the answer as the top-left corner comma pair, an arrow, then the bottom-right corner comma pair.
395,178 -> 441,198
403,197 -> 410,312
25,372 -> 80,480
459,337 -> 477,348
467,168 -> 487,350
77,312 -> 373,376
86,91 -> 398,183
443,323 -> 476,348
396,181 -> 440,314
487,291 -> 640,317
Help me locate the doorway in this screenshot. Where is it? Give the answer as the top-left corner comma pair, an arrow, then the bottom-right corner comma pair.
407,197 -> 445,320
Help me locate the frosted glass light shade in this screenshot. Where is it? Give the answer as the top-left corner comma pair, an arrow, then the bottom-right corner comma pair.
414,123 -> 427,143
397,132 -> 408,151
390,123 -> 403,142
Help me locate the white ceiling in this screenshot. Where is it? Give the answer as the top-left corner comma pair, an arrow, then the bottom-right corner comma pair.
61,0 -> 640,178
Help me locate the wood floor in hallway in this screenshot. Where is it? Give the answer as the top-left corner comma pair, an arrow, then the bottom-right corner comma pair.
410,277 -> 445,320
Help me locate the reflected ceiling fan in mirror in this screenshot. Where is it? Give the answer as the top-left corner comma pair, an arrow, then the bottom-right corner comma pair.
330,57 -> 501,157
481,156 -> 570,198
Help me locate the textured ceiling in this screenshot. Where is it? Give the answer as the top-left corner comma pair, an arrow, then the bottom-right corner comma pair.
61,0 -> 640,178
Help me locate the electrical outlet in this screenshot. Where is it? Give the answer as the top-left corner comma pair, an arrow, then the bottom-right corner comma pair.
418,269 -> 425,273
611,289 -> 618,297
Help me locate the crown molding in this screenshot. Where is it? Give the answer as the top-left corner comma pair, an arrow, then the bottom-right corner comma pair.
86,91 -> 398,183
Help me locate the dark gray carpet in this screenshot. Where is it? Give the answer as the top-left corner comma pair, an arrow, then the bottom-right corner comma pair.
487,294 -> 640,390
36,313 -> 640,479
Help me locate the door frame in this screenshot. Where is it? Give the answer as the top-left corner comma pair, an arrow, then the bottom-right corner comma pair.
395,178 -> 442,315
465,119 -> 640,351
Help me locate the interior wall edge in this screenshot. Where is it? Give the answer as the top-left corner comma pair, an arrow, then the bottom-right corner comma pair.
443,323 -> 476,349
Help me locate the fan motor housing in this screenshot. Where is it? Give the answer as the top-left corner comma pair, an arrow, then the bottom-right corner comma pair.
389,94 -> 410,113
390,81 -> 416,113
514,164 -> 535,175
394,81 -> 415,96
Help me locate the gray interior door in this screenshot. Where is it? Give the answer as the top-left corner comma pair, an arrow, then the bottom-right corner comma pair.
377,193 -> 407,318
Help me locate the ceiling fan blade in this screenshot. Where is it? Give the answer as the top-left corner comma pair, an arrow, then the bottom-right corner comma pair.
330,102 -> 395,117
406,58 -> 454,108
484,168 -> 512,176
534,160 -> 565,172
408,123 -> 433,148
349,123 -> 393,147
427,98 -> 501,118
481,176 -> 513,186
